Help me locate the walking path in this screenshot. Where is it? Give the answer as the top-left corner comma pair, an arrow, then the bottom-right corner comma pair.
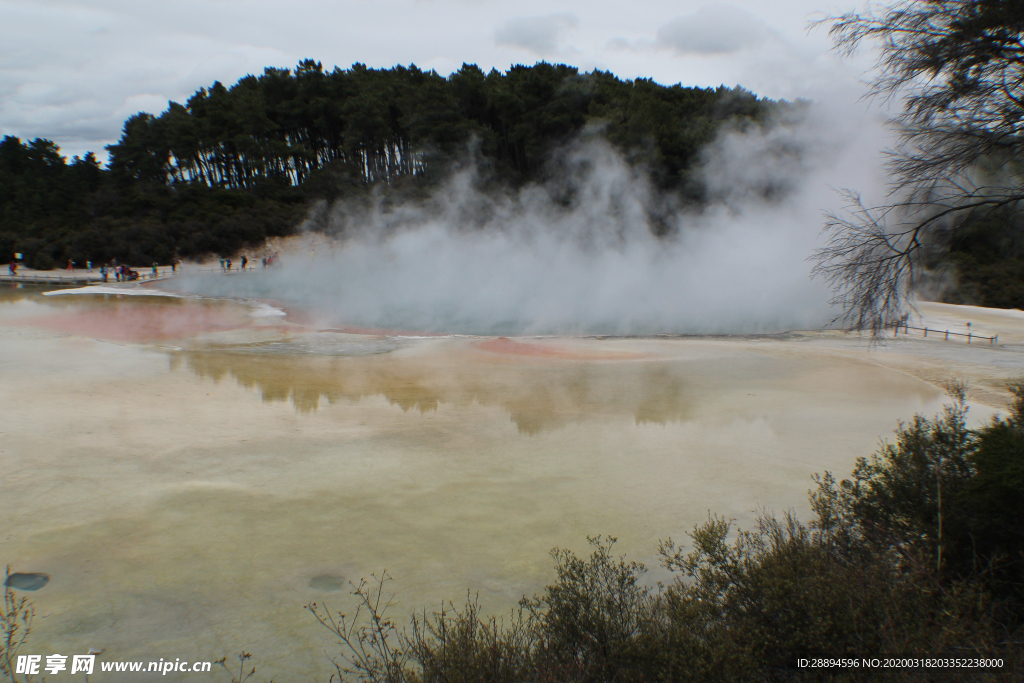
1,268 -> 108,285
0,262 -> 253,286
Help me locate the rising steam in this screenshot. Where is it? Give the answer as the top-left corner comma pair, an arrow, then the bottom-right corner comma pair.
169,98 -> 886,336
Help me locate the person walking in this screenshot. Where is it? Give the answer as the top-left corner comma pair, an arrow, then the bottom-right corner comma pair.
66,258 -> 74,272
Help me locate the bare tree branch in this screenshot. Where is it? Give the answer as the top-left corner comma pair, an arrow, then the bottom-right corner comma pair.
810,1 -> 1024,332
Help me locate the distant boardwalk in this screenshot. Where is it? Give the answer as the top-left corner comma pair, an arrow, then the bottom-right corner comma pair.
2,262 -> 255,286
1,266 -> 182,286
1,272 -> 100,286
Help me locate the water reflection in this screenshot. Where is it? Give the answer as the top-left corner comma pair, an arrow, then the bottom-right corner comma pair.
2,287 -> 262,342
170,345 -> 698,433
0,283 -> 47,304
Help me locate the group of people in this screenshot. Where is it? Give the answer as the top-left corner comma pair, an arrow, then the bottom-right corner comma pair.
100,260 -> 183,282
218,253 -> 278,272
5,253 -> 285,279
99,262 -> 139,282
5,256 -> 187,281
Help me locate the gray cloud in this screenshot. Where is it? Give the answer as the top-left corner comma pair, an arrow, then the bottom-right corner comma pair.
0,1 -> 873,161
656,4 -> 772,55
495,13 -> 579,56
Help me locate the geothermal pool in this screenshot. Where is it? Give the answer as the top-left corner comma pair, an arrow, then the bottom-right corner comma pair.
2,284 -> 1022,680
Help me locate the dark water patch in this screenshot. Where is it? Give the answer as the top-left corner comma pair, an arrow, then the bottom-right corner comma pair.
5,572 -> 49,591
309,575 -> 344,591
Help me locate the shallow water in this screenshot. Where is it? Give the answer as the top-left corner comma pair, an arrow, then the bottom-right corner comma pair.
4,572 -> 50,591
1,285 -> 1017,681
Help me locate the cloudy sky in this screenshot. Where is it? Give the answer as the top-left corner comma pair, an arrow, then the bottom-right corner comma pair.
0,0 -> 878,161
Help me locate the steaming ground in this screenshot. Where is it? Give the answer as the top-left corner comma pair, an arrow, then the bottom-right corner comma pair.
173,215 -> 828,335
167,104 -> 885,335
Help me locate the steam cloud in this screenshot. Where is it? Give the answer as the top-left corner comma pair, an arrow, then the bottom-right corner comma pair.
170,97 -> 887,336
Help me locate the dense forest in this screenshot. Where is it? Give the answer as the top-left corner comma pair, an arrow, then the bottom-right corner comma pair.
0,61 -> 773,270
934,211 -> 1024,310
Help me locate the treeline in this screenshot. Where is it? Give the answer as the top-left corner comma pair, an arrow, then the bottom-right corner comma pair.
107,60 -> 770,191
307,387 -> 1023,682
0,135 -> 304,270
1,61 -> 775,270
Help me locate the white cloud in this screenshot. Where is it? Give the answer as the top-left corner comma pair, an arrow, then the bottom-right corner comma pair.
494,13 -> 579,56
656,4 -> 774,55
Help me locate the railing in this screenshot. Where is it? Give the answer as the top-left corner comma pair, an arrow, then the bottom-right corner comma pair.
2,266 -> 260,286
194,267 -> 260,273
0,273 -> 99,285
895,323 -> 997,345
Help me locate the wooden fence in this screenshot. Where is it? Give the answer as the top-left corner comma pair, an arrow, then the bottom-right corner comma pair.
895,323 -> 997,345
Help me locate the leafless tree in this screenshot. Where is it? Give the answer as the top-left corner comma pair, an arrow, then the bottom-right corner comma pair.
812,1 -> 1024,333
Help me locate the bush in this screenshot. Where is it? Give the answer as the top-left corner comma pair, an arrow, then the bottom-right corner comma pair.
30,251 -> 54,270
